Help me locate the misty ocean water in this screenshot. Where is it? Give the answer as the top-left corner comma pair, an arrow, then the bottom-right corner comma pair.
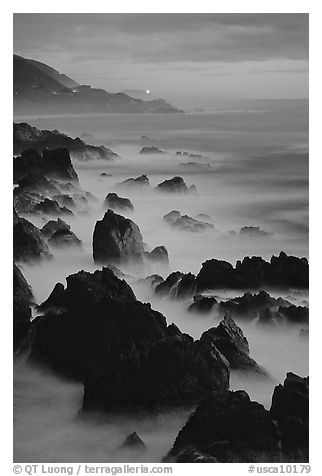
14,101 -> 309,462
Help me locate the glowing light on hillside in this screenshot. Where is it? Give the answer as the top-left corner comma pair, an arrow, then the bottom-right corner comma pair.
146,90 -> 150,94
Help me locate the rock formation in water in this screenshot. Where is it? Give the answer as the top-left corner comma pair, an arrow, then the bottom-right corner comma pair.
13,264 -> 33,350
92,209 -> 144,265
104,193 -> 134,212
155,176 -> 194,193
33,198 -> 74,216
116,174 -> 150,189
13,122 -> 118,160
200,315 -> 269,377
155,271 -> 196,299
41,218 -> 71,238
14,148 -> 79,184
163,210 -> 213,232
139,146 -> 165,154
164,372 -> 308,463
14,209 -> 51,262
48,229 -> 82,248
195,252 -> 309,292
121,432 -> 146,449
30,267 -> 230,410
145,246 -> 169,265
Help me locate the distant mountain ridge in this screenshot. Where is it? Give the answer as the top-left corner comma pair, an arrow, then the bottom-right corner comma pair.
13,54 -> 182,115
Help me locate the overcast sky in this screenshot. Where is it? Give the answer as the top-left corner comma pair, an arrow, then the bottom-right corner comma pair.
13,13 -> 308,108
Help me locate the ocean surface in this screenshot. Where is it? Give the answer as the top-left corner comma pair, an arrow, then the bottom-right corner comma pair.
14,99 -> 309,462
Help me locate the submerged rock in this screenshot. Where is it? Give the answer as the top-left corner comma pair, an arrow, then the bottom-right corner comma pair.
139,146 -> 165,154
92,210 -> 144,265
104,193 -> 134,212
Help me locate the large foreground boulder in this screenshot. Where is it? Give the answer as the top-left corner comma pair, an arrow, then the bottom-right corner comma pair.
30,268 -> 230,410
165,373 -> 309,463
92,209 -> 144,265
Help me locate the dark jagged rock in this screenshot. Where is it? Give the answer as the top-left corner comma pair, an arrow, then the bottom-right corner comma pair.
14,147 -> 79,183
200,315 -> 268,377
116,174 -> 150,189
165,372 -> 309,463
104,193 -> 134,212
139,146 -> 165,154
92,210 -> 144,265
163,210 -> 213,233
145,246 -> 169,265
14,210 -> 51,262
165,390 -> 280,463
41,218 -> 70,238
121,432 -> 146,449
155,176 -> 189,193
33,198 -> 74,216
13,264 -> 33,350
30,268 -> 229,410
270,373 -> 309,461
188,295 -> 218,314
48,229 -> 82,248
155,272 -> 196,299
219,291 -> 291,321
13,122 -> 118,160
196,252 -> 309,292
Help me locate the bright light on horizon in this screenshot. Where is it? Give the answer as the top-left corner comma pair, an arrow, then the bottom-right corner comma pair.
146,90 -> 150,94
